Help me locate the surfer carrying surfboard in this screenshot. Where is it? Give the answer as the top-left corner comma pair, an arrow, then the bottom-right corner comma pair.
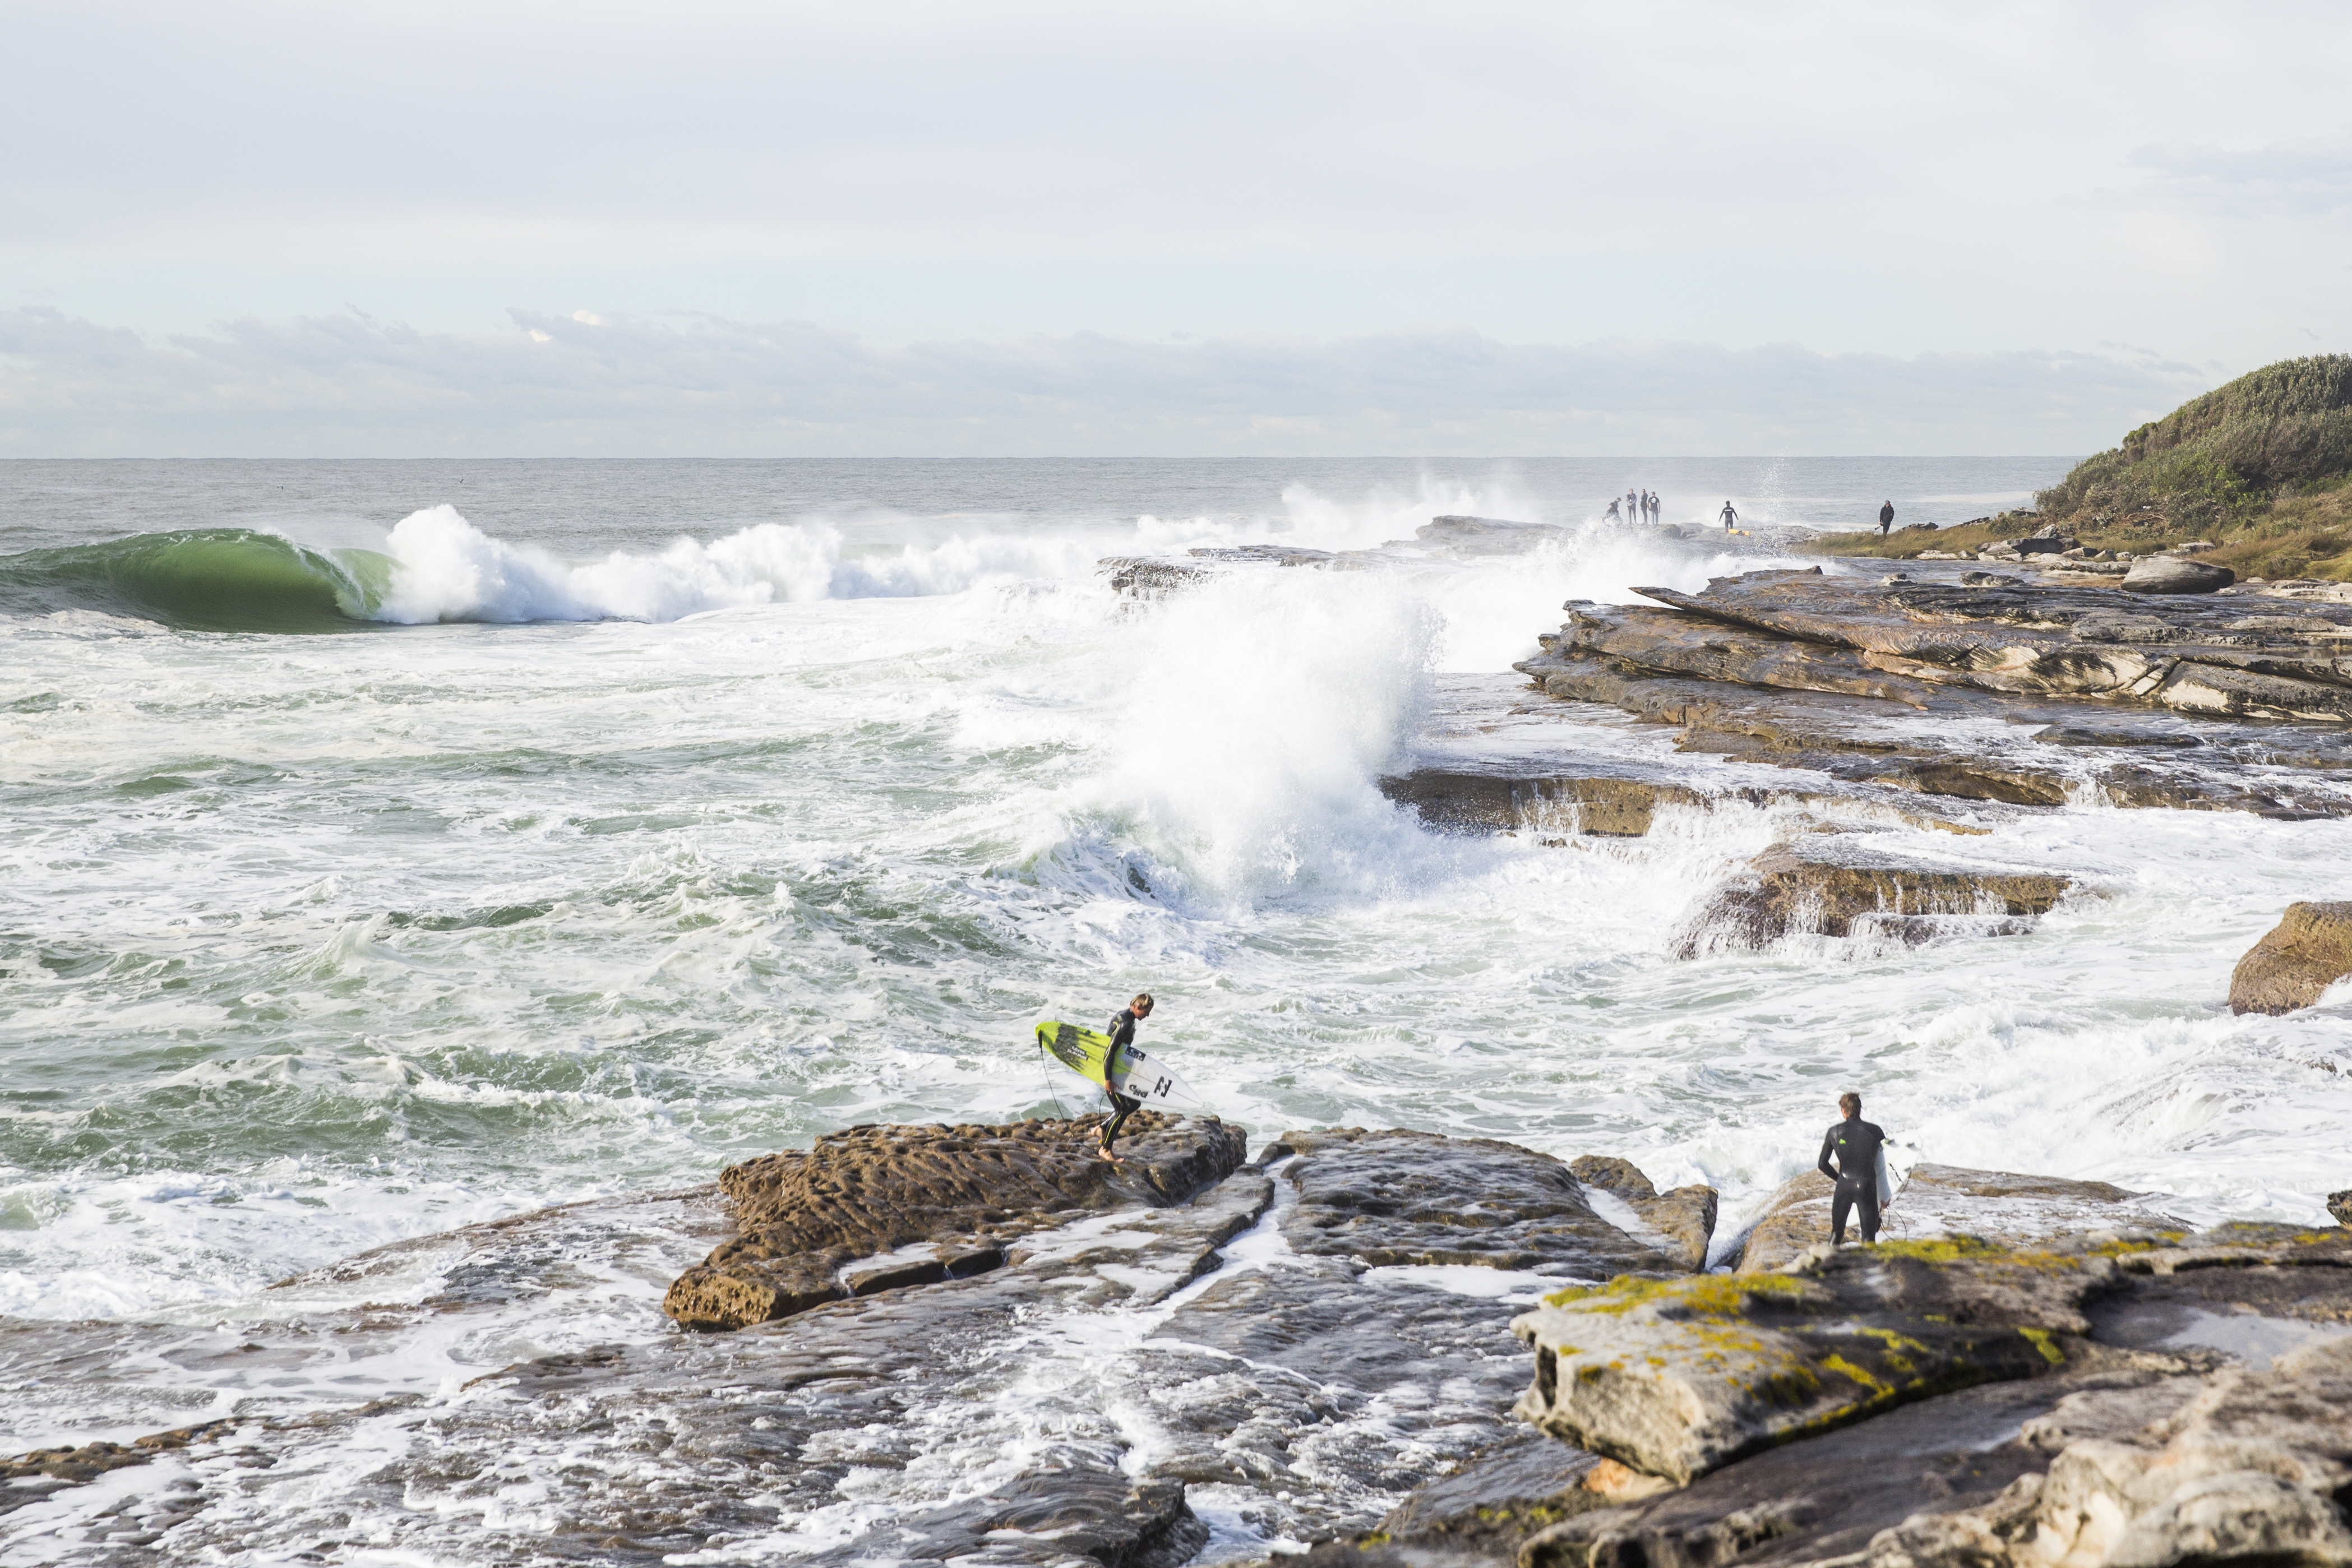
1096,994 -> 1154,1162
1817,1091 -> 1889,1245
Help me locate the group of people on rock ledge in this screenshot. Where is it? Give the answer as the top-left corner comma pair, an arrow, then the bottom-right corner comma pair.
1604,487 -> 1664,525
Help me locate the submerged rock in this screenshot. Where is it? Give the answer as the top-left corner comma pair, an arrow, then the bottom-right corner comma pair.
1420,516 -> 1570,555
1101,556 -> 1212,596
1379,766 -> 1711,838
2229,900 -> 2352,1015
1670,841 -> 2071,956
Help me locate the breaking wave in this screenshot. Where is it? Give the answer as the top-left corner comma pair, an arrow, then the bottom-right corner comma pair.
0,506 -> 1102,633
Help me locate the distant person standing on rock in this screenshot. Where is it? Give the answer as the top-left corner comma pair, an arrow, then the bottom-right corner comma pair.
1096,993 -> 1155,1163
1879,500 -> 1896,539
1720,501 -> 1739,533
1626,489 -> 1639,524
1818,1091 -> 1888,1244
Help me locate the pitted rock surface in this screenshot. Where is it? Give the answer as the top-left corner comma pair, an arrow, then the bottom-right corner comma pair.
664,1112 -> 1247,1329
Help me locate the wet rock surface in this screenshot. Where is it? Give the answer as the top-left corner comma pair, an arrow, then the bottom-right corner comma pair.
13,1129 -> 2352,1568
2229,899 -> 2352,1015
1,1123 -> 1694,1565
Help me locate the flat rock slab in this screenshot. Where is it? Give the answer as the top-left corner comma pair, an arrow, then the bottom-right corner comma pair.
2229,899 -> 2352,1015
664,1112 -> 1247,1328
1269,1128 -> 1689,1276
1732,1163 -> 2184,1273
1512,1239 -> 2114,1484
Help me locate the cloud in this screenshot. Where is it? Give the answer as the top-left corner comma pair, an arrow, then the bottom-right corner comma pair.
0,305 -> 2217,457
2124,132 -> 2352,216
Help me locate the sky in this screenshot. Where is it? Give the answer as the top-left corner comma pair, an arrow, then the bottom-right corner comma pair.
3,0 -> 2349,456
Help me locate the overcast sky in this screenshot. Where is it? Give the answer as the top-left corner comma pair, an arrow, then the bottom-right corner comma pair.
3,0 -> 2348,456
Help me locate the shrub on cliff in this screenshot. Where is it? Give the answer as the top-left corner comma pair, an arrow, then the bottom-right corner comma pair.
2038,355 -> 2352,529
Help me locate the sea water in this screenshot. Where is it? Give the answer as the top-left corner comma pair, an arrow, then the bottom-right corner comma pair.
3,457 -> 2350,1550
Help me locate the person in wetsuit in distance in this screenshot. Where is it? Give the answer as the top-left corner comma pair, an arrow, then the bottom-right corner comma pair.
1879,500 -> 1896,538
1818,1091 -> 1887,1243
1097,992 -> 1154,1163
1720,501 -> 1739,533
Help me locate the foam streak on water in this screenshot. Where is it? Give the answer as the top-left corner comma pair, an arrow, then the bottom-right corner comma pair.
3,457 -> 2350,1557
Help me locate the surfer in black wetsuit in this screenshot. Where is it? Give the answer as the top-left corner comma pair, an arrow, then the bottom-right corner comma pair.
1097,993 -> 1154,1163
1817,1092 -> 1887,1244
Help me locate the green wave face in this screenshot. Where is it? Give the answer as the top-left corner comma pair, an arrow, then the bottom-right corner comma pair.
0,530 -> 392,633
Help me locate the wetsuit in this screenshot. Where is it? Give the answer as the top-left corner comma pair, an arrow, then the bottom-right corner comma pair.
1818,1114 -> 1887,1243
1879,502 -> 1895,538
1099,1007 -> 1145,1153
1720,504 -> 1738,532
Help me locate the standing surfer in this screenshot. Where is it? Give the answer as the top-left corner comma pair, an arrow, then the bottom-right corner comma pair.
1816,1091 -> 1888,1244
1097,993 -> 1155,1163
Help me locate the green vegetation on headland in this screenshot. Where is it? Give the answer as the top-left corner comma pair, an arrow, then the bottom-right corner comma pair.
1805,354 -> 2352,581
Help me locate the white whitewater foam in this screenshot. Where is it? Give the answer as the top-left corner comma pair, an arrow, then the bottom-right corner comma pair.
369,504 -> 1103,624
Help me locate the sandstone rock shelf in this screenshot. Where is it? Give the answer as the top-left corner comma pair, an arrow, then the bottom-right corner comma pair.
1508,571 -> 2352,823
15,1117 -> 2345,1568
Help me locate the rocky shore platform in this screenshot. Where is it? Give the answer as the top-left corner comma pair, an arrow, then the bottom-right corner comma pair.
1367,566 -> 2352,978
11,1116 -> 2346,1568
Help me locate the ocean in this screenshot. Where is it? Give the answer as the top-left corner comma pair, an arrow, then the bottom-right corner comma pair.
4,455 -> 2349,1559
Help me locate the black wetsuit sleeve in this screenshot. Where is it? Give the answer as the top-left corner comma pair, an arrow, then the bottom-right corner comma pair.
1818,1126 -> 1839,1181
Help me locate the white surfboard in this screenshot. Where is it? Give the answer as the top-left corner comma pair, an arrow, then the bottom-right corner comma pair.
1108,1042 -> 1203,1107
1034,1021 -> 1204,1108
